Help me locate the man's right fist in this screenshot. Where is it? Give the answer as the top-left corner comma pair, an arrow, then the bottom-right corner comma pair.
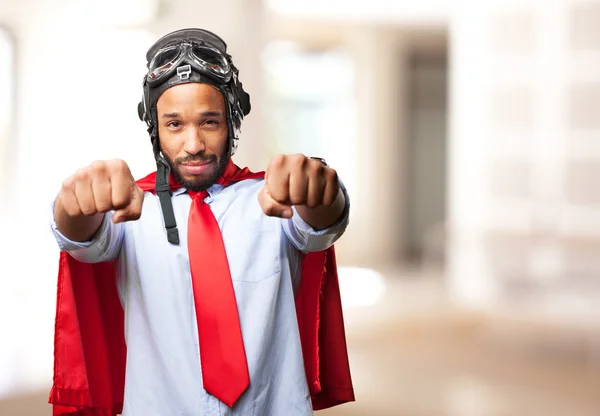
58,159 -> 144,224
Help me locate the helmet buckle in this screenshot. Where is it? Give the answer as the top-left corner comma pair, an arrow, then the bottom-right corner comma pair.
177,64 -> 192,80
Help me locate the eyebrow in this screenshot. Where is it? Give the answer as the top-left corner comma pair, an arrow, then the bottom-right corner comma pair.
161,111 -> 223,119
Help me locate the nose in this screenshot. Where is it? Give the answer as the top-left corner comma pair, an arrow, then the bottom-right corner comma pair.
183,126 -> 206,155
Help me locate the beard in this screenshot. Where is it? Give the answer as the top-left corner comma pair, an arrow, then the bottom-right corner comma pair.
162,150 -> 230,192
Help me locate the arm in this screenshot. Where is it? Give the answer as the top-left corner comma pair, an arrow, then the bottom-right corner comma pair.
258,154 -> 350,252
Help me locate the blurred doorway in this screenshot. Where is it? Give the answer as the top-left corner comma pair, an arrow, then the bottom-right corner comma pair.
404,32 -> 448,268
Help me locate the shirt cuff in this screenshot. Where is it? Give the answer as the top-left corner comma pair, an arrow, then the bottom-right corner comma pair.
283,179 -> 350,253
290,179 -> 350,236
49,197 -> 115,254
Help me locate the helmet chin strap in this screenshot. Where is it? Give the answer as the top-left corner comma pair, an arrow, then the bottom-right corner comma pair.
151,129 -> 181,245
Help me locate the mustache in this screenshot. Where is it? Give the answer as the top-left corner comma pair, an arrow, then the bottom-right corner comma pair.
175,154 -> 217,164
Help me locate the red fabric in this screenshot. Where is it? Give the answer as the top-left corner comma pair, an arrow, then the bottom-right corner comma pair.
49,161 -> 355,415
187,189 -> 250,407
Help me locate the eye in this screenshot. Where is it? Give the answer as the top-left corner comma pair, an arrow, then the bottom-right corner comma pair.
167,121 -> 181,128
204,120 -> 219,127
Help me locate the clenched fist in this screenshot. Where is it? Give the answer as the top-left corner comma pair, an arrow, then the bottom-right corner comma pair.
258,154 -> 342,223
58,159 -> 144,223
55,159 -> 144,242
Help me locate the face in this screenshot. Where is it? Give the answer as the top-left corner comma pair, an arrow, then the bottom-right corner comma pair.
156,82 -> 229,192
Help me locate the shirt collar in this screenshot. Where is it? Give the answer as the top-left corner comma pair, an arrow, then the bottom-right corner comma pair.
173,183 -> 225,198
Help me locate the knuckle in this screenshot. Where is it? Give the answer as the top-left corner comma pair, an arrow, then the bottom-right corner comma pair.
290,194 -> 305,206
312,161 -> 325,175
61,176 -> 75,191
73,168 -> 90,183
111,158 -> 129,172
80,206 -> 97,216
108,159 -> 131,178
269,154 -> 286,170
95,200 -> 112,213
306,200 -> 319,209
63,203 -> 80,218
326,168 -> 339,183
113,193 -> 131,209
88,161 -> 109,180
89,160 -> 106,172
292,154 -> 307,169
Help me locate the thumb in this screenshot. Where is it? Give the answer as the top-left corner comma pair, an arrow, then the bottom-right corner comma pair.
113,184 -> 144,224
258,185 -> 293,219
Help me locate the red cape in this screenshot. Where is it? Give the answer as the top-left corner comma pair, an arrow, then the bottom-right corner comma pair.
49,167 -> 355,415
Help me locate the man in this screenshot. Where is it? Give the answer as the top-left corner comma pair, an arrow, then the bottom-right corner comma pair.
48,28 -> 354,416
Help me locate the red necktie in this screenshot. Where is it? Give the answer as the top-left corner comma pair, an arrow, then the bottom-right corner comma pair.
187,190 -> 250,408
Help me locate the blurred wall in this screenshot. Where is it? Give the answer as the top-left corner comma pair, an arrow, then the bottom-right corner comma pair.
448,1 -> 600,315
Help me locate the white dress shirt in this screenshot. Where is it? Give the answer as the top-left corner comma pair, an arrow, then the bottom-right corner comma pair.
50,177 -> 349,416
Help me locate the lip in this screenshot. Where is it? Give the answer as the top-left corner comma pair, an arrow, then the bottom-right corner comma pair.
180,161 -> 212,175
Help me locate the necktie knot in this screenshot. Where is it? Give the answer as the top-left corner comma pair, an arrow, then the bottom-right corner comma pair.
188,190 -> 209,200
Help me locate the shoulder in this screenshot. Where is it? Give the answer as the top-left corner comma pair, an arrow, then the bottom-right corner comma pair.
225,177 -> 265,197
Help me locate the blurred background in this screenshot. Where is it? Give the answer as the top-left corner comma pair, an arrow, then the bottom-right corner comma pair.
1,0 -> 600,415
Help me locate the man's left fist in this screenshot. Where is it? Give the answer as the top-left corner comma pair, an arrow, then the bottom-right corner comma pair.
259,154 -> 340,219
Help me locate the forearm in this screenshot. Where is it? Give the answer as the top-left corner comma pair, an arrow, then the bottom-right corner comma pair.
296,186 -> 346,231
54,193 -> 105,242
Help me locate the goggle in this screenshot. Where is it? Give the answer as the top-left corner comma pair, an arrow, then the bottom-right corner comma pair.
146,41 -> 232,86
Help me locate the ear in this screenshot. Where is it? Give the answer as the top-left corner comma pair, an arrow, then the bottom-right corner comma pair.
230,61 -> 251,116
138,101 -> 145,121
238,83 -> 251,116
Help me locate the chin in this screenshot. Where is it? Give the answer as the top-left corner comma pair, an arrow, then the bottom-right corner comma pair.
183,170 -> 212,180
173,168 -> 214,192
168,154 -> 229,192
186,175 -> 211,186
